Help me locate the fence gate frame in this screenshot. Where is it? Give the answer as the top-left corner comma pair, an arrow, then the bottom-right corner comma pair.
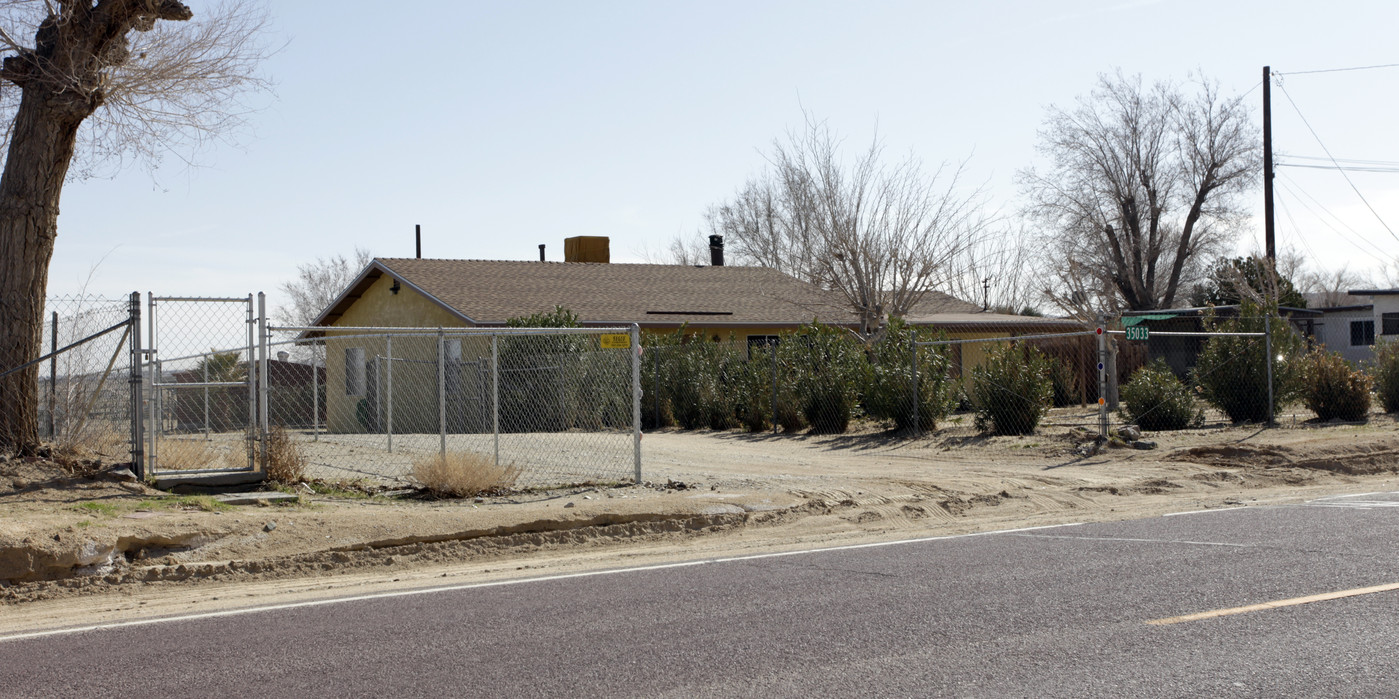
146,293 -> 258,476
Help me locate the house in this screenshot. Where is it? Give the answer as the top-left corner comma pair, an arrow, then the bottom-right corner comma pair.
1309,288 -> 1399,363
307,237 -> 1090,432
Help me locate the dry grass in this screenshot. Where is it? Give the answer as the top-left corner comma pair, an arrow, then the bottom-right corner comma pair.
156,437 -> 243,471
264,427 -> 307,484
411,451 -> 521,498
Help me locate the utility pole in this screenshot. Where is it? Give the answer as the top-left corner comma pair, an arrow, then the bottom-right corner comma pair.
1262,65 -> 1276,262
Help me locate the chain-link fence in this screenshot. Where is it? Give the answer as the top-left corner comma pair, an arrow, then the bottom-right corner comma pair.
32,295 -> 139,461
263,325 -> 641,488
636,313 -> 1365,445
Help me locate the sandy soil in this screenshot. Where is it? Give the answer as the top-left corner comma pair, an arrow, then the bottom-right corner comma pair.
3,419 -> 1399,634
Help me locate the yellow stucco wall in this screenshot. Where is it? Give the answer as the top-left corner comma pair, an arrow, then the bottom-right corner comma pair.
323,276 -> 471,433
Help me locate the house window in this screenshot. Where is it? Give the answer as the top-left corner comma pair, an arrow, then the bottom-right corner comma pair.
1383,313 -> 1399,336
1351,320 -> 1375,347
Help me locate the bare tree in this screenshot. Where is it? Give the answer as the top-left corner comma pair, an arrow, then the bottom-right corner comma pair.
705,116 -> 991,336
274,248 -> 374,329
637,233 -> 707,266
1021,71 -> 1260,315
944,224 -> 1040,314
0,1 -> 273,452
1299,262 -> 1372,308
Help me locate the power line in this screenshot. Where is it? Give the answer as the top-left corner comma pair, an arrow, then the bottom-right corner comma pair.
1277,62 -> 1399,76
1279,163 -> 1399,173
1275,81 -> 1399,245
1276,174 -> 1393,263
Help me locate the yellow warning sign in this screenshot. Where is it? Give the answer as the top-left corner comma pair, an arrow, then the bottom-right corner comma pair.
600,334 -> 631,349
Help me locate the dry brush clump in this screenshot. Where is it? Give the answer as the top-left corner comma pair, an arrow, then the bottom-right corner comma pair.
263,427 -> 307,484
412,452 -> 521,498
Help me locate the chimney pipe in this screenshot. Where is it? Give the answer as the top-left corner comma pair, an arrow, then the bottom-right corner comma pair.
415,224 -> 421,259
708,234 -> 724,266
539,244 -> 546,261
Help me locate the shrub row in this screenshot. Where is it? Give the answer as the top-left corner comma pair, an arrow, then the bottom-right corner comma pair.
1121,304 -> 1390,430
643,319 -> 1066,436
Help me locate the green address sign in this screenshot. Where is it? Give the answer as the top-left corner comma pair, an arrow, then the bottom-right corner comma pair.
1125,326 -> 1150,341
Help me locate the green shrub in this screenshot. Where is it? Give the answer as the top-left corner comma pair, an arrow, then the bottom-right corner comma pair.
969,342 -> 1053,435
862,319 -> 958,431
663,336 -> 740,430
1302,349 -> 1371,421
1371,340 -> 1399,413
1191,304 -> 1303,423
1120,360 -> 1202,431
782,323 -> 866,433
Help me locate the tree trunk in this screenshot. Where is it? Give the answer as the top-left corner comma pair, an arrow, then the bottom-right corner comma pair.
0,89 -> 83,453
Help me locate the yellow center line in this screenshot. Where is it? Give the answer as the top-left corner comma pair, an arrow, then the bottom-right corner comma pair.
1147,582 -> 1399,626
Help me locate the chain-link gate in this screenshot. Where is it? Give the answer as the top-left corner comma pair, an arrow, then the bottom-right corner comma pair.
145,294 -> 258,476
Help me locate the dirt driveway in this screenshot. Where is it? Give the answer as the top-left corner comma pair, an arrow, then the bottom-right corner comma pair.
3,419 -> 1398,633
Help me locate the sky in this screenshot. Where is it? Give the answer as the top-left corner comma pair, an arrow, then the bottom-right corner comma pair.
43,0 -> 1399,313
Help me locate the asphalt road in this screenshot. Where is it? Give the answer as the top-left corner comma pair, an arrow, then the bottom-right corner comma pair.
5,492 -> 1399,697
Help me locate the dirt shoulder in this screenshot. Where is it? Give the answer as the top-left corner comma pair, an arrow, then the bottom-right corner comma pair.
3,423 -> 1398,633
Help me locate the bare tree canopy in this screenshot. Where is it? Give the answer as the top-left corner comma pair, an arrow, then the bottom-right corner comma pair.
704,116 -> 992,336
1020,71 -> 1260,316
0,0 -> 273,452
275,248 -> 374,328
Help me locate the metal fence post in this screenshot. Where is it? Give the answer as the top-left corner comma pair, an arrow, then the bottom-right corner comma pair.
438,329 -> 447,460
386,335 -> 394,453
653,346 -> 661,430
632,323 -> 642,484
771,344 -> 778,435
1097,315 -> 1108,440
491,333 -> 500,466
128,292 -> 144,479
910,334 -> 920,436
48,311 -> 56,439
312,343 -> 320,441
1264,313 -> 1275,426
258,292 -> 269,470
202,356 -> 210,441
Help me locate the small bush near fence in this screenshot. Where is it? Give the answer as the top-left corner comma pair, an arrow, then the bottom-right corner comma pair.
788,323 -> 867,434
263,426 -> 307,484
1372,340 -> 1399,414
1192,306 -> 1302,423
864,319 -> 958,431
970,342 -> 1053,436
1120,360 -> 1202,431
1301,350 -> 1371,422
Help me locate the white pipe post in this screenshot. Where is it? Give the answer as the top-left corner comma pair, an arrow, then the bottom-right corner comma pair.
386,335 -> 394,453
1097,316 -> 1108,440
632,324 -> 642,484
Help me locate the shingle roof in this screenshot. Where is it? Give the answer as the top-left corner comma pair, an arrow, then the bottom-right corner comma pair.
324,258 -> 855,327
905,291 -> 984,316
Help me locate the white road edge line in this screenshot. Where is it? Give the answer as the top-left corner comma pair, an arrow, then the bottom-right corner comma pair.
1163,507 -> 1247,517
0,521 -> 1086,644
